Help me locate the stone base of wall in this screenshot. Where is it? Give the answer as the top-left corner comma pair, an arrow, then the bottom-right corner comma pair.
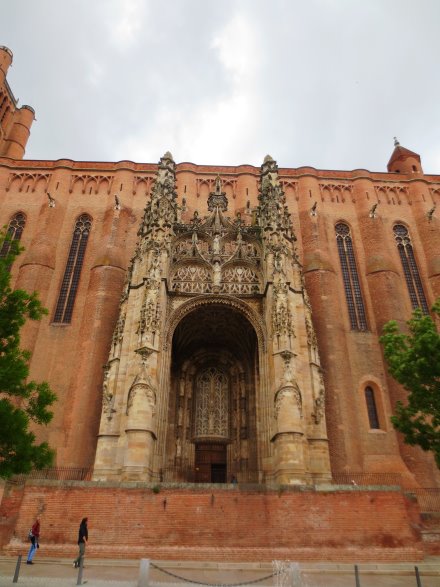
0,481 -> 426,562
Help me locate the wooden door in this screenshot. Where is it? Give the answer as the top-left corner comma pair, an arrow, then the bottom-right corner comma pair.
195,443 -> 227,483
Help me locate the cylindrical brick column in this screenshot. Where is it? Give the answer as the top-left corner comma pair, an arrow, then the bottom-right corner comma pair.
297,172 -> 363,474
61,208 -> 130,466
353,174 -> 439,486
0,46 -> 13,84
406,179 -> 440,300
15,201 -> 64,357
3,105 -> 35,159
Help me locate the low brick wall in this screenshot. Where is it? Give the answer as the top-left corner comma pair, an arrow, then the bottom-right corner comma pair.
0,481 -> 25,548
1,481 -> 425,562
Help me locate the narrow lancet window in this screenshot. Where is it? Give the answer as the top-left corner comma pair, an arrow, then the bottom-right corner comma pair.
0,212 -> 26,258
393,224 -> 429,313
365,386 -> 380,429
53,214 -> 92,324
335,222 -> 368,331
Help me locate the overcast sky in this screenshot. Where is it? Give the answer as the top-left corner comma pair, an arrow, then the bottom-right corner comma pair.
1,0 -> 439,173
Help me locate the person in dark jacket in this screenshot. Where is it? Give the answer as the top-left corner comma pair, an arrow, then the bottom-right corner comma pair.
27,517 -> 40,564
73,517 -> 88,568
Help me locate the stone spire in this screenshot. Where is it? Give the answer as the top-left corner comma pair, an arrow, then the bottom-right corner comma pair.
255,155 -> 295,241
138,151 -> 179,241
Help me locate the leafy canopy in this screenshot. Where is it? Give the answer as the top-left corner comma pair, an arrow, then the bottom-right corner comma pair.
0,231 -> 56,478
380,299 -> 440,467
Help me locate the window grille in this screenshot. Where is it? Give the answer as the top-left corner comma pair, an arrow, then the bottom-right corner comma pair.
0,212 -> 26,258
335,222 -> 368,330
365,386 -> 380,429
53,214 -> 92,323
194,367 -> 229,440
393,224 -> 429,313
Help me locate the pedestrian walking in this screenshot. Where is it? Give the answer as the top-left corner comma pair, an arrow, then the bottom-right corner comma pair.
73,517 -> 88,568
26,517 -> 40,564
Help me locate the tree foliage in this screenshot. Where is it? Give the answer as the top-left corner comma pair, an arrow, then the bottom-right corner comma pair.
380,299 -> 440,467
0,231 -> 56,478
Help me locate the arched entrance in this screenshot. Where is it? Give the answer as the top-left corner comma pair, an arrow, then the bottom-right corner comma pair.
164,303 -> 259,483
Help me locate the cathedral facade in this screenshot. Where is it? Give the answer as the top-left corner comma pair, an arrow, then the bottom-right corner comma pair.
2,45 -> 440,490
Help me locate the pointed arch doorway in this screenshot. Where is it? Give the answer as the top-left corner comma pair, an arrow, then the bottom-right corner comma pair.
164,303 -> 260,483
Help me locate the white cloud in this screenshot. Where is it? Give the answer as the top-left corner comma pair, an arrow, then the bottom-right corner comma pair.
104,0 -> 148,48
86,59 -> 105,88
1,0 -> 439,172
211,12 -> 261,85
114,9 -> 265,165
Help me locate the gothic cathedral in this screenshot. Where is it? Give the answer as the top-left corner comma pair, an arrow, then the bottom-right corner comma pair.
1,45 -> 440,492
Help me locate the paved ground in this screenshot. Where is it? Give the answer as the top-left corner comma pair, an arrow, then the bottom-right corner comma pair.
1,556 -> 440,587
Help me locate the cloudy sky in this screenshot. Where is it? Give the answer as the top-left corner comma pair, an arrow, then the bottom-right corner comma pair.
1,0 -> 439,173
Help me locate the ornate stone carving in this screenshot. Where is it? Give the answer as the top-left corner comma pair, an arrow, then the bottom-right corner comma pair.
171,264 -> 213,294
207,175 -> 228,211
274,384 -> 302,420
138,152 -> 179,241
312,384 -> 325,424
256,155 -> 296,242
127,383 -> 156,415
137,274 -> 161,344
102,363 -> 116,420
301,276 -> 312,311
194,367 -> 229,439
111,312 -> 126,356
170,176 -> 262,296
220,266 -> 260,295
305,315 -> 317,348
126,347 -> 156,416
274,351 -> 303,421
166,294 -> 267,353
138,298 -> 160,339
272,282 -> 295,341
94,151 -> 331,484
280,350 -> 294,384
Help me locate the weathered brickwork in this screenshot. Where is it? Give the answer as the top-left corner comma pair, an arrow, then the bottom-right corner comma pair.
1,154 -> 439,483
2,154 -> 438,483
2,483 -> 425,561
1,45 -> 440,560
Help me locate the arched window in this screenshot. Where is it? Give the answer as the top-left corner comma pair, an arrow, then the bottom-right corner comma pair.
0,212 -> 26,258
194,367 -> 229,439
393,224 -> 429,313
53,214 -> 92,324
335,222 -> 368,331
364,386 -> 380,429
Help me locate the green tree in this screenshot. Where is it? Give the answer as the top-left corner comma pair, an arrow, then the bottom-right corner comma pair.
380,299 -> 440,467
0,231 -> 56,478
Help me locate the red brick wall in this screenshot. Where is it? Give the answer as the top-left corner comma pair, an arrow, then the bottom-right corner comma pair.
1,482 -> 425,562
0,482 -> 25,547
1,156 -> 440,485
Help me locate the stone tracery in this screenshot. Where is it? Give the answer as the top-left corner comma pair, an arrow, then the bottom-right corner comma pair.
93,152 -> 330,486
194,367 -> 229,439
170,175 -> 263,296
